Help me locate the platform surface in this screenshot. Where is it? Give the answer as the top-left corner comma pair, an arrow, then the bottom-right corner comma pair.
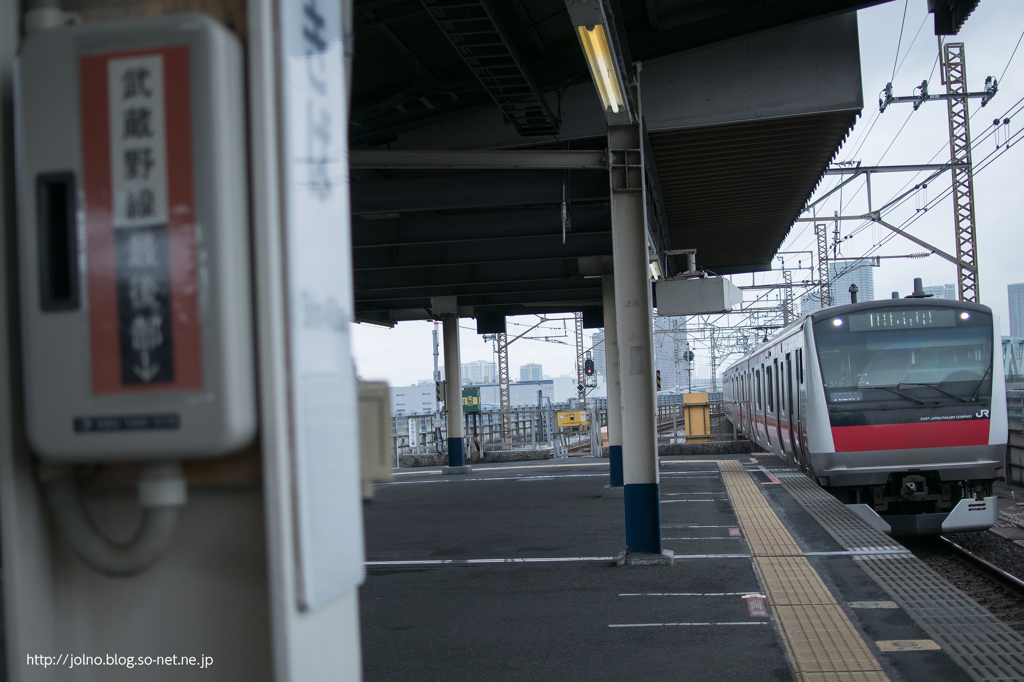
361,456 -> 1024,682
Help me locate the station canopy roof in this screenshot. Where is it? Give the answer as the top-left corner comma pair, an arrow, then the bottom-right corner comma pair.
349,0 -> 887,325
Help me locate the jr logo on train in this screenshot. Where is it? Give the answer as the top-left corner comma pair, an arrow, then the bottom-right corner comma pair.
722,297 -> 1006,536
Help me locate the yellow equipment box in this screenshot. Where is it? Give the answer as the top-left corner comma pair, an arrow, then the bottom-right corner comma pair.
683,393 -> 711,442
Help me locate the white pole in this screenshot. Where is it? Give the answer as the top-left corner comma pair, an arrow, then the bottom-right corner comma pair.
609,124 -> 660,554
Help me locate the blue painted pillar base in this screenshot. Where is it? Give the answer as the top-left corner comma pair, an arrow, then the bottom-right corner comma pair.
447,438 -> 465,467
624,483 -> 661,554
609,445 -> 623,487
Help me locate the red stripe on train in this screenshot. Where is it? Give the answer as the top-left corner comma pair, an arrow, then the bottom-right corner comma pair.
831,420 -> 990,452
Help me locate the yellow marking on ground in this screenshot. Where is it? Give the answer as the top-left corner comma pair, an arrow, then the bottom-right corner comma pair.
718,460 -> 889,681
795,674 -> 890,682
876,640 -> 941,652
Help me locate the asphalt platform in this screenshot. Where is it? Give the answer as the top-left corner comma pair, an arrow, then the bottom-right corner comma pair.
360,456 -> 1024,682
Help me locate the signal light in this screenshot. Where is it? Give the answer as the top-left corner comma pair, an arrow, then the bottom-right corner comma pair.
584,358 -> 595,376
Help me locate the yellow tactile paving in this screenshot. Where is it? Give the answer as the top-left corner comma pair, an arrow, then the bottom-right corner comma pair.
796,673 -> 891,682
716,460 -> 890,681
755,556 -> 836,606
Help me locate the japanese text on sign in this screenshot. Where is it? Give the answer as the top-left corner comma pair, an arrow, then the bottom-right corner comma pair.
107,55 -> 173,385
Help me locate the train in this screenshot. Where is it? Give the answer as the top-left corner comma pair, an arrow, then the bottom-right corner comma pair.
722,295 -> 1006,535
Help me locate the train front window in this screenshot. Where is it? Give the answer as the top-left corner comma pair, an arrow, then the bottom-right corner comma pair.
813,307 -> 992,404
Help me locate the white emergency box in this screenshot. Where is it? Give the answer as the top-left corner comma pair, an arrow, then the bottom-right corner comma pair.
15,14 -> 255,461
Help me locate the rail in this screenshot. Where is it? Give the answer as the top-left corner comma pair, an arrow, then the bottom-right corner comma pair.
939,536 -> 1024,598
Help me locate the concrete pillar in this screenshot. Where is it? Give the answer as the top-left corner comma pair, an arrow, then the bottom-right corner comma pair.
609,124 -> 661,555
442,316 -> 465,467
602,274 -> 624,487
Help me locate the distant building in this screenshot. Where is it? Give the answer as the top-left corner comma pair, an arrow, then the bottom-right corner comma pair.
800,260 -> 875,312
390,385 -> 436,416
472,379 -> 556,407
590,330 -> 606,376
461,359 -> 496,385
653,315 -> 688,390
519,363 -> 543,382
1010,283 -> 1024,337
923,283 -> 956,300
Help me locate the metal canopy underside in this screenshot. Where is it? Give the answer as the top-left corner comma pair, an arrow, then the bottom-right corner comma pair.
350,0 -> 881,324
652,112 -> 858,275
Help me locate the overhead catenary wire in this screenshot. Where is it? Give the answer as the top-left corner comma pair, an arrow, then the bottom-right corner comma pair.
891,0 -> 910,82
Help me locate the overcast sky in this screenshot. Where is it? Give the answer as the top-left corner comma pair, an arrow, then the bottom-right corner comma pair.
351,0 -> 1024,388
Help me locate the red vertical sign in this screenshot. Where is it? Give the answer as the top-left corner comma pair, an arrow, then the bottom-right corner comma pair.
79,46 -> 202,394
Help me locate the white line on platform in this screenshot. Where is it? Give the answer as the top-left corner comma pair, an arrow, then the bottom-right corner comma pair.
662,525 -> 735,528
662,492 -> 721,496
660,499 -> 729,503
670,554 -> 751,559
382,473 -> 607,485
609,622 -> 768,628
661,537 -> 742,540
367,557 -> 616,567
614,589 -> 753,593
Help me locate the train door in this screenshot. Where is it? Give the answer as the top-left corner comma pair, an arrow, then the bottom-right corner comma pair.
755,368 -> 764,446
794,348 -> 807,468
772,358 -> 783,454
745,368 -> 753,432
770,360 -> 774,450
785,353 -> 797,464
778,356 -> 790,460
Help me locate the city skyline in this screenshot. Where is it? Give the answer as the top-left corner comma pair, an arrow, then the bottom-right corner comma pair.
1010,283 -> 1024,337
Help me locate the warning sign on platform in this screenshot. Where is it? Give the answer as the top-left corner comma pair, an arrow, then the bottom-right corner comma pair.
557,411 -> 588,428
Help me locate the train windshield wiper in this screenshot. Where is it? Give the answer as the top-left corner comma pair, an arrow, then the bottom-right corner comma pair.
897,382 -> 968,403
859,385 -> 927,405
971,361 -> 993,402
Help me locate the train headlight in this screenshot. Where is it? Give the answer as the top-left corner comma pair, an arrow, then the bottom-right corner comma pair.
833,318 -> 843,327
960,312 -> 970,320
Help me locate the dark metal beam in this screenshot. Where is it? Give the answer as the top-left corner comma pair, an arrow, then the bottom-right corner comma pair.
350,170 -> 608,214
352,205 -> 609,248
420,0 -> 559,135
353,232 -> 612,270
354,259 -> 581,293
356,278 -> 601,304
349,149 -> 606,170
356,286 -> 603,312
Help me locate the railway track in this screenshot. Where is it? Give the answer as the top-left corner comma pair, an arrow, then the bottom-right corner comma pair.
939,536 -> 1024,599
902,534 -> 1024,633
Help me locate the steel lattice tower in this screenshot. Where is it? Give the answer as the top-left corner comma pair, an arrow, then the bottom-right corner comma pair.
943,43 -> 981,303
574,312 -> 586,411
782,270 -> 795,325
497,333 -> 511,442
815,223 -> 831,308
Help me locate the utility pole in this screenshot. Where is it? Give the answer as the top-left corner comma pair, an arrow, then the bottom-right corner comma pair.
943,42 -> 980,303
574,311 -> 586,411
497,332 -> 511,442
782,270 -> 795,324
672,319 -> 681,390
685,343 -> 693,393
815,222 -> 831,308
879,43 -> 997,303
709,325 -> 718,393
